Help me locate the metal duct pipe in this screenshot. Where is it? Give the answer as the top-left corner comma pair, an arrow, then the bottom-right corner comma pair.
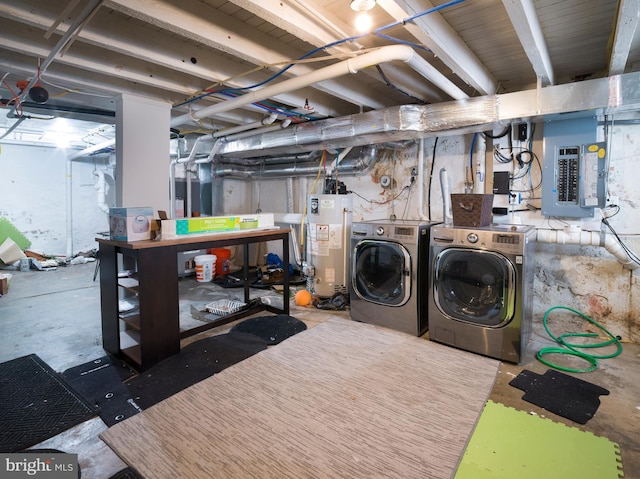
171,45 -> 468,127
212,70 -> 640,160
536,227 -> 639,270
214,151 -> 323,166
213,145 -> 378,179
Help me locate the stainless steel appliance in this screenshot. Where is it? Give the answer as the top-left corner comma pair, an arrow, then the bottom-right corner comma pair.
349,219 -> 436,336
428,224 -> 536,363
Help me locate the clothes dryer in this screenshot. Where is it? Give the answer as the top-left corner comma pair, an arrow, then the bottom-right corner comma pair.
428,224 -> 536,363
349,219 -> 436,336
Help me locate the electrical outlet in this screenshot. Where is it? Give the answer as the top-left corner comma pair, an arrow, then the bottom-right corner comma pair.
410,167 -> 417,177
509,193 -> 522,205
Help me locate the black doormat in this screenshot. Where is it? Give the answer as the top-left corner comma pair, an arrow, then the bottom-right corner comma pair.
62,355 -> 139,427
108,467 -> 143,479
0,354 -> 99,452
126,331 -> 268,410
509,369 -> 610,424
229,314 -> 307,345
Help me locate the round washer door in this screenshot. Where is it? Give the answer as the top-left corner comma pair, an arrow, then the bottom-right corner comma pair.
433,248 -> 515,327
352,240 -> 411,306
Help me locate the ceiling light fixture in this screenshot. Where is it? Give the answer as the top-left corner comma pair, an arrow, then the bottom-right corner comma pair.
350,0 -> 376,12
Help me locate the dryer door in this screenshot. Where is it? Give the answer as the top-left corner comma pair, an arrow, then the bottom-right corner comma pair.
352,240 -> 411,306
433,248 -> 516,327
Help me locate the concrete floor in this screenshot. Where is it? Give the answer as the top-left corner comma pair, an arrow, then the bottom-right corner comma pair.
1,262 -> 638,478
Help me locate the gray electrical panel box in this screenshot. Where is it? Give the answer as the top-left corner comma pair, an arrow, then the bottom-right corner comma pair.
542,117 -> 607,218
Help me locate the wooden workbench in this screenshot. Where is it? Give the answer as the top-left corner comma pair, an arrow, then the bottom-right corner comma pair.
97,228 -> 290,371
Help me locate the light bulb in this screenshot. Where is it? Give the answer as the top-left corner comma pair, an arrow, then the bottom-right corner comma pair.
350,0 -> 376,11
355,12 -> 373,32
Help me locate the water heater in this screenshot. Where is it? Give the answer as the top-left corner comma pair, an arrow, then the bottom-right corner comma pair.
306,193 -> 352,297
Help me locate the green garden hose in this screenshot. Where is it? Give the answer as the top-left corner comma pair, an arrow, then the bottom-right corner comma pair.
536,305 -> 623,373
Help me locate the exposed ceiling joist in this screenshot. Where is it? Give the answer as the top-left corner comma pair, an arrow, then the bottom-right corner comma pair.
377,0 -> 498,95
608,0 -> 640,75
502,0 -> 554,86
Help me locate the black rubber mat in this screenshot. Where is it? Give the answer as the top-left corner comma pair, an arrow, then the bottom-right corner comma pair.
0,354 -> 98,452
108,467 -> 143,479
509,369 -> 610,424
62,355 -> 139,427
230,314 -> 307,345
126,332 -> 268,410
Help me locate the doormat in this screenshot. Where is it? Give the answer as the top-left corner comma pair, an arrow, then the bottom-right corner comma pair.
0,354 -> 98,452
229,314 -> 307,345
509,369 -> 610,424
455,400 -> 623,479
126,331 -> 268,410
62,355 -> 139,427
108,467 -> 143,479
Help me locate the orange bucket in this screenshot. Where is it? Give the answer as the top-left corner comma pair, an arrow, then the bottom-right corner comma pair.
208,248 -> 231,276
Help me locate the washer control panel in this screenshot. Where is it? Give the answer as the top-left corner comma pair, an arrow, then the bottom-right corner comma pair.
431,225 -> 534,254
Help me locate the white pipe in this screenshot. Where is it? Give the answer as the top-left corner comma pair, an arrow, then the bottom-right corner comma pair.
221,119 -> 292,143
171,134 -> 211,218
171,45 -> 468,127
536,227 -> 639,270
418,138 -> 429,220
19,0 -> 105,100
439,167 -> 453,225
66,158 -> 73,258
212,113 -> 278,138
93,169 -> 110,214
195,137 -> 225,165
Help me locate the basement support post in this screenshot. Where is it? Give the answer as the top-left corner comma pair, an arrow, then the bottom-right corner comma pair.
115,93 -> 171,214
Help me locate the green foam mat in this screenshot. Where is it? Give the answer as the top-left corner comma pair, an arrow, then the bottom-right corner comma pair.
455,400 -> 623,479
0,217 -> 31,250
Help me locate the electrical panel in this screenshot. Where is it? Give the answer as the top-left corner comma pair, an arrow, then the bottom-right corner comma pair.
541,117 -> 607,218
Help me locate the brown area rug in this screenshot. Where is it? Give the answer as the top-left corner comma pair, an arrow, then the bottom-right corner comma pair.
101,317 -> 500,479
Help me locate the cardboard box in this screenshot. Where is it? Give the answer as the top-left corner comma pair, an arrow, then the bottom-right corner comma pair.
161,214 -> 275,239
109,207 -> 154,242
1,273 -> 12,295
0,237 -> 26,264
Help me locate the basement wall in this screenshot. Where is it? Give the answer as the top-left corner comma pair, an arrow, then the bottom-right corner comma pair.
0,143 -> 114,257
0,117 -> 638,342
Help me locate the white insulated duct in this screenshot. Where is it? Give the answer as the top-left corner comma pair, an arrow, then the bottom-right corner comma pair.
536,227 -> 639,270
171,44 -> 468,128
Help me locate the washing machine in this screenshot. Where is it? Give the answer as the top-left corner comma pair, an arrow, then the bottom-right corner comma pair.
428,224 -> 536,363
349,219 -> 436,336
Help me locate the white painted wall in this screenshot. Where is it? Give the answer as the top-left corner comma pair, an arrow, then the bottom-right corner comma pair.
0,143 -> 114,257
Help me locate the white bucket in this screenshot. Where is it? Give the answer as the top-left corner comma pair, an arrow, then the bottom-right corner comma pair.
194,254 -> 216,282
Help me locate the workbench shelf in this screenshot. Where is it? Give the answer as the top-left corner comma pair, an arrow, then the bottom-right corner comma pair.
98,229 -> 290,371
